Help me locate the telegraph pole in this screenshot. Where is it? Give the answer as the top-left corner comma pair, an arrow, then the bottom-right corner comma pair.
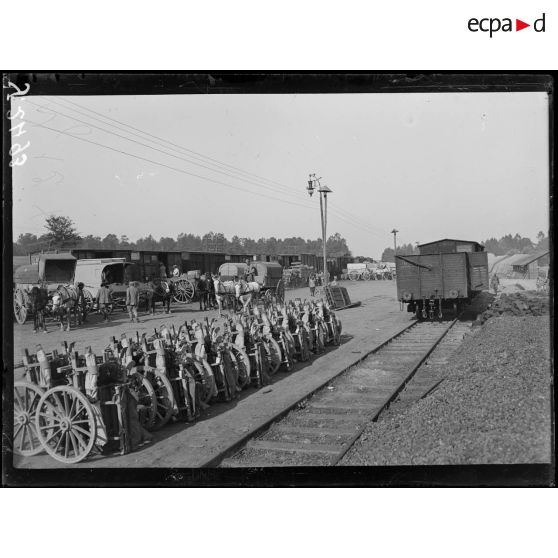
391,229 -> 399,259
307,174 -> 333,285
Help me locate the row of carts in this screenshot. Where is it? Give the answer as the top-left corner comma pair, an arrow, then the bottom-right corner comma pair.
13,298 -> 342,464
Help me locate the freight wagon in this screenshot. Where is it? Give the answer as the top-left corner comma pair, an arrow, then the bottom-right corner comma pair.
395,238 -> 489,320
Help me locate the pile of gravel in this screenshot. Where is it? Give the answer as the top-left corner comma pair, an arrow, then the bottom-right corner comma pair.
475,291 -> 549,325
341,314 -> 552,466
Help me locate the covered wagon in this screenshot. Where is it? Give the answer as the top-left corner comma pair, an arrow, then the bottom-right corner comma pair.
218,260 -> 285,302
13,253 -> 77,324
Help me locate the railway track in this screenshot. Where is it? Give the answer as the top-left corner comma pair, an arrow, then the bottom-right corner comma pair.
219,317 -> 472,467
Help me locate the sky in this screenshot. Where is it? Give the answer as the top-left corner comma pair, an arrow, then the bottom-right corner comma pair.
11,91 -> 550,258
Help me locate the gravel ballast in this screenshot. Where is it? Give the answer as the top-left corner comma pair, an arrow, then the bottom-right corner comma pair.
341,305 -> 552,465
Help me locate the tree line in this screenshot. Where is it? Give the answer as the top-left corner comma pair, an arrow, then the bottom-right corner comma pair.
379,232 -> 549,262
13,215 -> 352,257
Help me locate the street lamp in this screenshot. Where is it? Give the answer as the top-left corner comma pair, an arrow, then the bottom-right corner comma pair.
307,173 -> 333,285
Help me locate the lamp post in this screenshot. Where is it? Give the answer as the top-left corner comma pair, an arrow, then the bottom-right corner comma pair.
307,173 -> 333,285
391,228 -> 399,259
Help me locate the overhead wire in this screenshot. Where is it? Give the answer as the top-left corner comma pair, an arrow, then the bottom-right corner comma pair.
33,96 -> 389,237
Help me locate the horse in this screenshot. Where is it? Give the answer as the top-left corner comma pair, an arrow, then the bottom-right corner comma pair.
29,285 -> 49,333
51,284 -> 79,331
142,279 -> 175,314
213,277 -> 260,316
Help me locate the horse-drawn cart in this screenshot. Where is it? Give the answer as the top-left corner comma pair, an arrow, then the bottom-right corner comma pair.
13,253 -> 81,324
218,261 -> 285,304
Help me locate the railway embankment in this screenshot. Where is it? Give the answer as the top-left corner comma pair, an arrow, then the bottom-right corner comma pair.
341,291 -> 552,466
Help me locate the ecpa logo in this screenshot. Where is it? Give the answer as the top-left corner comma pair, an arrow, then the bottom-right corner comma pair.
468,13 -> 546,37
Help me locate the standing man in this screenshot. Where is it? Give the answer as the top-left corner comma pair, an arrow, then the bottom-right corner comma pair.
126,281 -> 141,323
197,274 -> 208,311
97,282 -> 112,323
308,274 -> 316,297
490,273 -> 500,295
76,282 -> 88,325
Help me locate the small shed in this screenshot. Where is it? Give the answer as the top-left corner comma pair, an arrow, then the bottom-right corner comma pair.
510,252 -> 549,279
417,239 -> 484,255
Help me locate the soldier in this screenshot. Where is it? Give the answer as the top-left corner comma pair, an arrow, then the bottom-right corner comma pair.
490,273 -> 500,295
76,282 -> 88,325
97,282 -> 112,322
126,281 -> 141,323
308,274 -> 316,297
197,274 -> 208,311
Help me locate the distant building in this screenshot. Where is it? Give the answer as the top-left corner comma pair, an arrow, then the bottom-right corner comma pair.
490,251 -> 549,279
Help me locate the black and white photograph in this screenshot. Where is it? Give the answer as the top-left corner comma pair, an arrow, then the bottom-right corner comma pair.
2,73 -> 553,485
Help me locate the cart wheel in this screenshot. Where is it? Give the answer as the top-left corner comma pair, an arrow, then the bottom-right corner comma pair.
231,347 -> 251,389
13,381 -> 44,456
150,371 -> 174,430
14,289 -> 28,325
362,270 -> 371,281
35,386 -> 96,464
130,375 -> 157,431
275,280 -> 285,303
173,279 -> 195,303
193,358 -> 217,403
263,337 -> 282,375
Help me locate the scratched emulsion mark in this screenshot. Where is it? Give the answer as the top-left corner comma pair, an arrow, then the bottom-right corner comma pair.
4,77 -> 31,166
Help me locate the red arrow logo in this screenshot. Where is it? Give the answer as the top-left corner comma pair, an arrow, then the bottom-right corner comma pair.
516,19 -> 530,31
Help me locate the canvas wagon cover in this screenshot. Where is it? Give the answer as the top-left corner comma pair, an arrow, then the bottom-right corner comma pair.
219,263 -> 248,281
14,264 -> 40,284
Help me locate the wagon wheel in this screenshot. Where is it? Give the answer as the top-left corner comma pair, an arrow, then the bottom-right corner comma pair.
172,279 -> 195,303
230,346 -> 251,389
13,381 -> 44,456
263,337 -> 282,375
150,371 -> 175,430
14,289 -> 28,325
275,280 -> 285,303
348,270 -> 359,281
362,270 -> 371,281
130,375 -> 157,431
193,358 -> 217,403
35,385 -> 96,464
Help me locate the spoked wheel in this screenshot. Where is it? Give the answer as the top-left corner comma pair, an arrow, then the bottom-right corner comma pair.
348,271 -> 359,282
173,279 -> 195,303
13,381 -> 44,456
362,270 -> 371,281
129,375 -> 157,431
14,289 -> 28,325
149,371 -> 175,430
264,336 -> 282,375
35,386 -> 96,464
230,346 -> 251,389
193,358 -> 217,403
